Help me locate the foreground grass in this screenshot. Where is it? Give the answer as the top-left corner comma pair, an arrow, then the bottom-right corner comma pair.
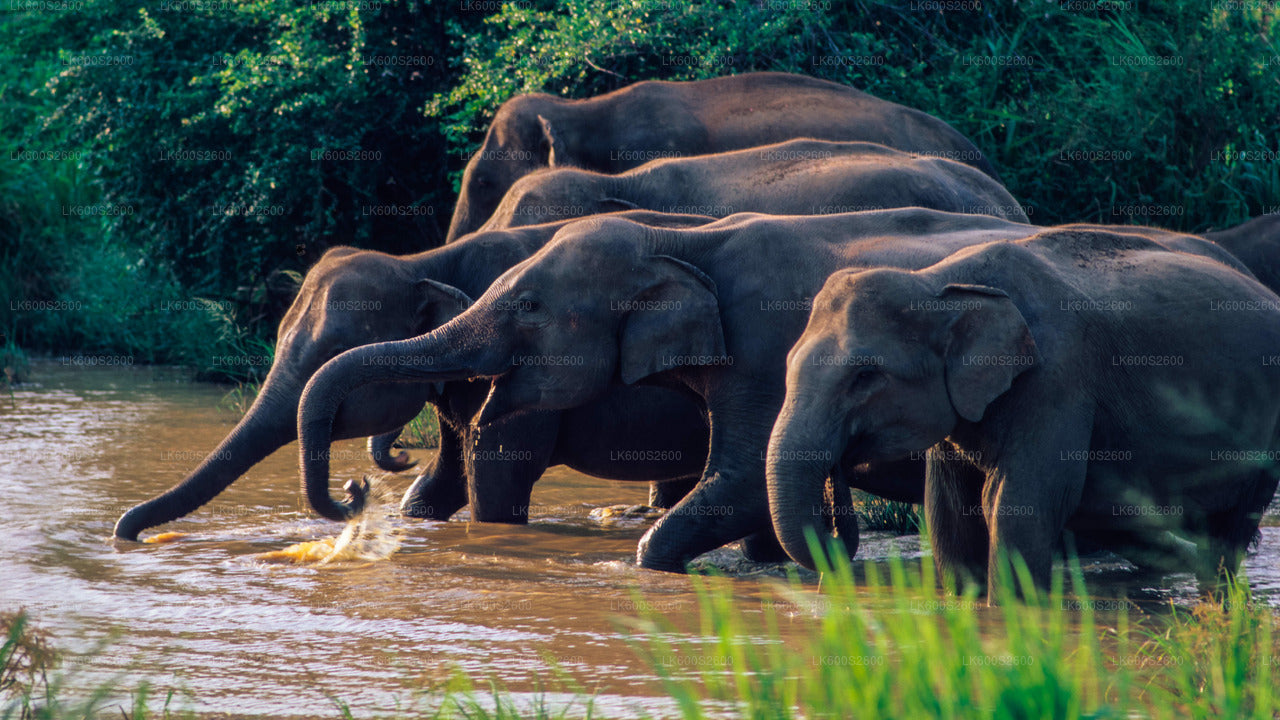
634,546 -> 1278,719
5,548 -> 1278,719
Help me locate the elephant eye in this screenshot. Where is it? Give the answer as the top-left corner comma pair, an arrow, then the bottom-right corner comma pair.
511,293 -> 550,327
852,365 -> 881,384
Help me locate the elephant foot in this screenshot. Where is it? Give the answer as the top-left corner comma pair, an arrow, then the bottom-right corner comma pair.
635,534 -> 691,573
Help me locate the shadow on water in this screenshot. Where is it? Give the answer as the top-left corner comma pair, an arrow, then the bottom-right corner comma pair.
1,360 -> 1278,716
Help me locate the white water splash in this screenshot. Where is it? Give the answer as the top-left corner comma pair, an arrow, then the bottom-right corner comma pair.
258,476 -> 402,565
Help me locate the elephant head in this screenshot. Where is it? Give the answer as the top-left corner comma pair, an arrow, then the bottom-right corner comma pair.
113,247 -> 470,540
299,216 -> 727,521
766,267 -> 1039,568
446,96 -> 564,242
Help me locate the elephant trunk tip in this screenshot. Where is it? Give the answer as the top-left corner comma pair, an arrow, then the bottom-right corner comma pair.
342,477 -> 371,519
309,476 -> 370,523
112,514 -> 142,542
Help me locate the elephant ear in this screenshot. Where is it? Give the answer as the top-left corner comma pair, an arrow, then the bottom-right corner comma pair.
414,279 -> 474,333
940,283 -> 1040,423
537,114 -> 560,167
619,256 -> 727,385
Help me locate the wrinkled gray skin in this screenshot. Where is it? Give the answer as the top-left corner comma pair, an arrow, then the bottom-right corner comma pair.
297,209 -> 1091,571
768,227 -> 1279,597
113,211 -> 715,542
478,139 -> 1026,232
1204,214 -> 1280,295
447,71 -> 1001,241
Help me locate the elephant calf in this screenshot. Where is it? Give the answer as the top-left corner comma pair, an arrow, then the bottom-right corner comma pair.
448,71 -> 1000,240
768,228 -> 1280,597
477,139 -> 1026,232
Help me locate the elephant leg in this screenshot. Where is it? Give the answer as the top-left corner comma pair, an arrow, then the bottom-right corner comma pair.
636,390 -> 857,572
741,528 -> 790,563
981,413 -> 1091,601
369,427 -> 418,472
1196,467 -> 1279,590
648,477 -> 699,509
400,418 -> 467,520
466,411 -> 561,523
924,444 -> 989,592
638,466 -> 770,572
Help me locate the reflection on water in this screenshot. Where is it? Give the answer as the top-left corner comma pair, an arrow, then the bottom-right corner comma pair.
1,361 -> 1277,716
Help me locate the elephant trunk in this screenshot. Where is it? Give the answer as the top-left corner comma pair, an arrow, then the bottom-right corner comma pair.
114,382 -> 294,540
298,316 -> 504,522
368,428 -> 417,472
766,394 -> 854,570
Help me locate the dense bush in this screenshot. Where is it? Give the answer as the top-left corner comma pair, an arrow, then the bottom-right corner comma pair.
1,1 -> 479,372
1,0 -> 1276,365
438,0 -> 1278,228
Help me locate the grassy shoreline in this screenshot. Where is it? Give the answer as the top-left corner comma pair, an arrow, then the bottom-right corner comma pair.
6,548 -> 1277,720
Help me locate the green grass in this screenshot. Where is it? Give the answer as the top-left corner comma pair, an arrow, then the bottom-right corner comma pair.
630,537 -> 1279,719
7,543 -> 1278,719
400,405 -> 442,450
851,490 -> 920,534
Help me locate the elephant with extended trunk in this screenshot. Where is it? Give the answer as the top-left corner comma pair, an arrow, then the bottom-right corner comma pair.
476,139 -> 1026,231
112,210 -> 715,542
447,71 -> 1002,241
296,209 -> 1252,571
767,228 -> 1280,596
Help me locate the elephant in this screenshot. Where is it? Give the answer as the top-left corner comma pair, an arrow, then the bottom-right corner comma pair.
296,208 -> 1260,572
446,71 -> 1002,241
477,138 -> 1027,232
112,210 -> 718,542
766,227 -> 1280,596
287,210 -> 1049,569
1204,214 -> 1280,296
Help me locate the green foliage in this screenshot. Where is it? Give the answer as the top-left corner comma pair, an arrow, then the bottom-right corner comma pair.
1,0 -> 482,365
30,1 -> 467,292
434,0 -> 1279,229
1,612 -> 56,710
400,403 -> 442,449
630,543 -> 1280,719
852,489 -> 920,534
6,560 -> 1280,718
2,0 -> 1277,366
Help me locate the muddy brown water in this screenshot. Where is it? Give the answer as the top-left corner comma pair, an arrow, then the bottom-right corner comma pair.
2,361 -> 1279,717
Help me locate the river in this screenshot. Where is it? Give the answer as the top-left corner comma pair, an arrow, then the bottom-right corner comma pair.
2,361 -> 1277,717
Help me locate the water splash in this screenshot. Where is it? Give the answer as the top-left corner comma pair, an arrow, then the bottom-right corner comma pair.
142,531 -> 191,544
258,476 -> 402,565
588,504 -> 664,528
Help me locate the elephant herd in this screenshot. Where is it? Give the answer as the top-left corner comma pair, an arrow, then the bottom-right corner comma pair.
115,72 -> 1280,598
